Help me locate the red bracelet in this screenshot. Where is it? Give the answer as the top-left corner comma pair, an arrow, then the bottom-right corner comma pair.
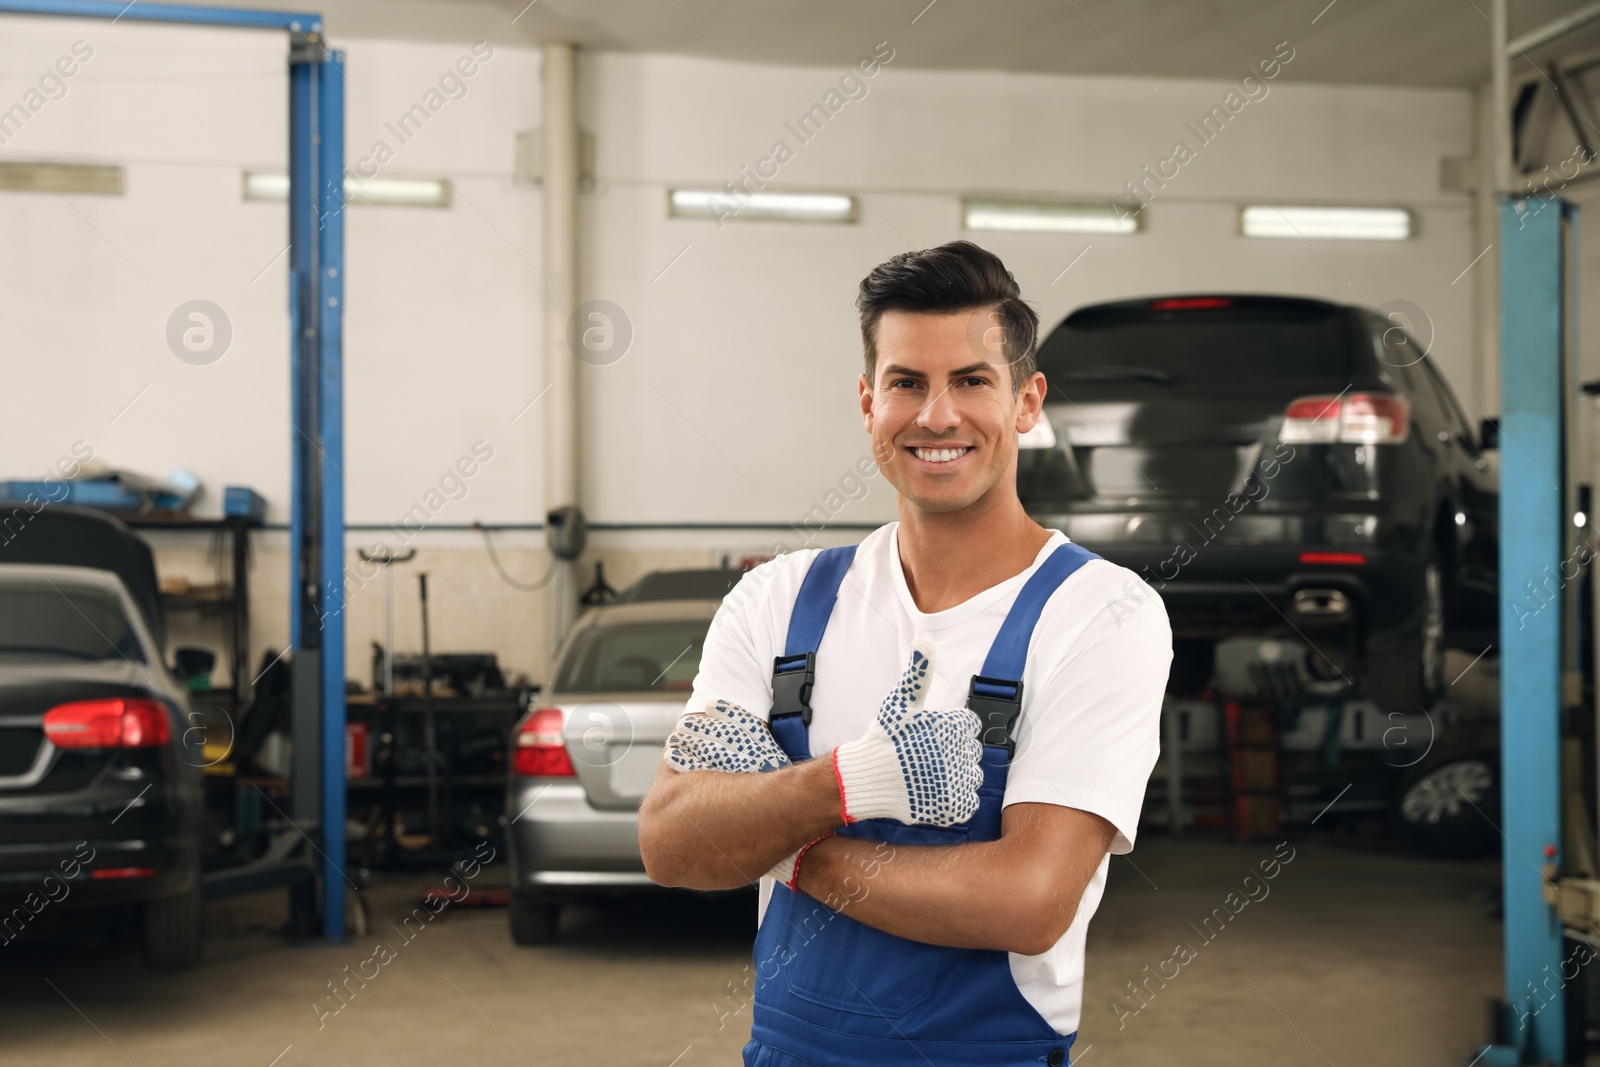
786,833 -> 833,891
830,748 -> 856,825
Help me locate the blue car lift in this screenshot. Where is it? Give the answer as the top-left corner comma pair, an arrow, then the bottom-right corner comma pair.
0,0 -> 350,940
1484,197 -> 1581,1065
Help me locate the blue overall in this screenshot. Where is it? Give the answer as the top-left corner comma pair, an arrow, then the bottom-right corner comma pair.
744,541 -> 1101,1067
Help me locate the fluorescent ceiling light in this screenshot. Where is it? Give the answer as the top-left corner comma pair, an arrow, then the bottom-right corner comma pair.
243,172 -> 288,201
243,171 -> 450,208
346,177 -> 451,207
1241,205 -> 1410,240
0,162 -> 121,196
669,188 -> 855,223
963,198 -> 1138,234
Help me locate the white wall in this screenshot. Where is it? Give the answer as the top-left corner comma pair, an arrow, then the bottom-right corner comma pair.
0,19 -> 1478,684
0,18 -> 543,530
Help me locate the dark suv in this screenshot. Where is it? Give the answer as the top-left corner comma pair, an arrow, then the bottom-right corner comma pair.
1018,295 -> 1498,713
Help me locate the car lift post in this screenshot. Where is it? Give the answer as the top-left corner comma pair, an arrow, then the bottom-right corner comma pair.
1481,3 -> 1600,1059
1487,196 -> 1579,1064
0,0 -> 349,941
290,21 -> 348,943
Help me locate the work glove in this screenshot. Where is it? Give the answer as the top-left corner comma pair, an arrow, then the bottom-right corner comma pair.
663,699 -> 792,775
830,637 -> 984,827
661,699 -> 818,886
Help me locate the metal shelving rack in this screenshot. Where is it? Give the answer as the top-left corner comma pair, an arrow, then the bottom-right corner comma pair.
124,514 -> 252,708
345,694 -> 521,868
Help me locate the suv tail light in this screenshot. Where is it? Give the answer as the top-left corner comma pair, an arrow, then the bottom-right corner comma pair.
513,707 -> 575,777
43,698 -> 171,749
1150,296 -> 1232,311
1280,393 -> 1409,444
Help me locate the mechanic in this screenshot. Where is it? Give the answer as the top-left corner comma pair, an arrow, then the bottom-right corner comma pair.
638,240 -> 1173,1067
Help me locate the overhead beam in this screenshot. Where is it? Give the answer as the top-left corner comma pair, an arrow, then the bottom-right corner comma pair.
1510,0 -> 1600,56
1514,82 -> 1555,173
0,0 -> 321,31
1549,63 -> 1600,164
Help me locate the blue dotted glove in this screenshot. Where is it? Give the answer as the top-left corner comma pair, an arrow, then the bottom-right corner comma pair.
664,699 -> 792,775
662,699 -> 809,886
830,636 -> 983,827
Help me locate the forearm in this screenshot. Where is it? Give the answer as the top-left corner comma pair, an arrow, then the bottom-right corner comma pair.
639,757 -> 843,891
794,834 -> 1070,956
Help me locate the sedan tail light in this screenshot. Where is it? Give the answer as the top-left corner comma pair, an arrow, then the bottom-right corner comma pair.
1280,393 -> 1409,445
513,707 -> 575,777
43,698 -> 171,749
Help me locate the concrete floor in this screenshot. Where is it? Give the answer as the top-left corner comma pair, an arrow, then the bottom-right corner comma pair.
0,832 -> 1502,1066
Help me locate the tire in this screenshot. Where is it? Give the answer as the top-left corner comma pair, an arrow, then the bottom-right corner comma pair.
1366,557 -> 1446,713
142,878 -> 204,971
509,893 -> 561,946
347,885 -> 371,939
1392,754 -> 1500,859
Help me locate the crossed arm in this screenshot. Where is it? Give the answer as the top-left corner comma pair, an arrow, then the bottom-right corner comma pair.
637,757 -> 1116,957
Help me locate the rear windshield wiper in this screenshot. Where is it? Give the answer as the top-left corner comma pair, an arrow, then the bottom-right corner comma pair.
1056,365 -> 1173,384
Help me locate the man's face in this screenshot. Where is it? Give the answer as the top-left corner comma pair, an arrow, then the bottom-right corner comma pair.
858,307 -> 1046,515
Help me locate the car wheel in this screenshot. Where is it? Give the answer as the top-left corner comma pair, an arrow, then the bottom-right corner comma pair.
1366,558 -> 1446,713
1392,754 -> 1499,859
347,885 -> 371,939
142,877 -> 204,971
509,893 -> 561,945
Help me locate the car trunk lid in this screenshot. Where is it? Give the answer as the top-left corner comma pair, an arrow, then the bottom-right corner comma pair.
553,693 -> 691,810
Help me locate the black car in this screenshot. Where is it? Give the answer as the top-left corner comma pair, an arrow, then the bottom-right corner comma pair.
1019,294 -> 1498,714
0,507 -> 211,969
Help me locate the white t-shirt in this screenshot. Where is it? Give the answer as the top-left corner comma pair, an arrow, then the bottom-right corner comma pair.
685,521 -> 1174,1035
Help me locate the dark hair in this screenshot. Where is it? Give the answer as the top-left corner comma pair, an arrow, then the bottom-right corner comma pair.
856,240 -> 1040,394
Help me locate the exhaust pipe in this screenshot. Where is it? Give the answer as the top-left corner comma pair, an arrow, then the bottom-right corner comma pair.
1292,588 -> 1351,616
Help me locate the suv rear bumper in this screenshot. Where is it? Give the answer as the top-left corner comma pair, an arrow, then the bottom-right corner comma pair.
1045,512 -> 1429,642
1100,545 -> 1425,641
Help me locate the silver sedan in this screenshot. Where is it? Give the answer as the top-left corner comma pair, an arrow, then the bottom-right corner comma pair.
505,579 -> 738,944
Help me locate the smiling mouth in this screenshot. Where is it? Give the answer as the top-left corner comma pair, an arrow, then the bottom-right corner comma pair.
907,445 -> 974,465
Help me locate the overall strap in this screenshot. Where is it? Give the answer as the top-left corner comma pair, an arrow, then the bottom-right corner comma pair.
968,541 -> 1101,753
770,545 -> 858,735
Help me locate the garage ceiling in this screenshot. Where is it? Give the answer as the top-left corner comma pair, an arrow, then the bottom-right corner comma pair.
213,0 -> 1599,88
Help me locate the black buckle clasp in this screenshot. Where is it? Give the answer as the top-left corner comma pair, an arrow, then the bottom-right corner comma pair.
967,674 -> 1024,754
771,652 -> 817,726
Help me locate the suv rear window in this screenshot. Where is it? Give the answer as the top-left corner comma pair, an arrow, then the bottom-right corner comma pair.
555,620 -> 709,693
1038,299 -> 1353,388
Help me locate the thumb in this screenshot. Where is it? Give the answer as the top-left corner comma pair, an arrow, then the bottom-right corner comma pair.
880,633 -> 936,721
